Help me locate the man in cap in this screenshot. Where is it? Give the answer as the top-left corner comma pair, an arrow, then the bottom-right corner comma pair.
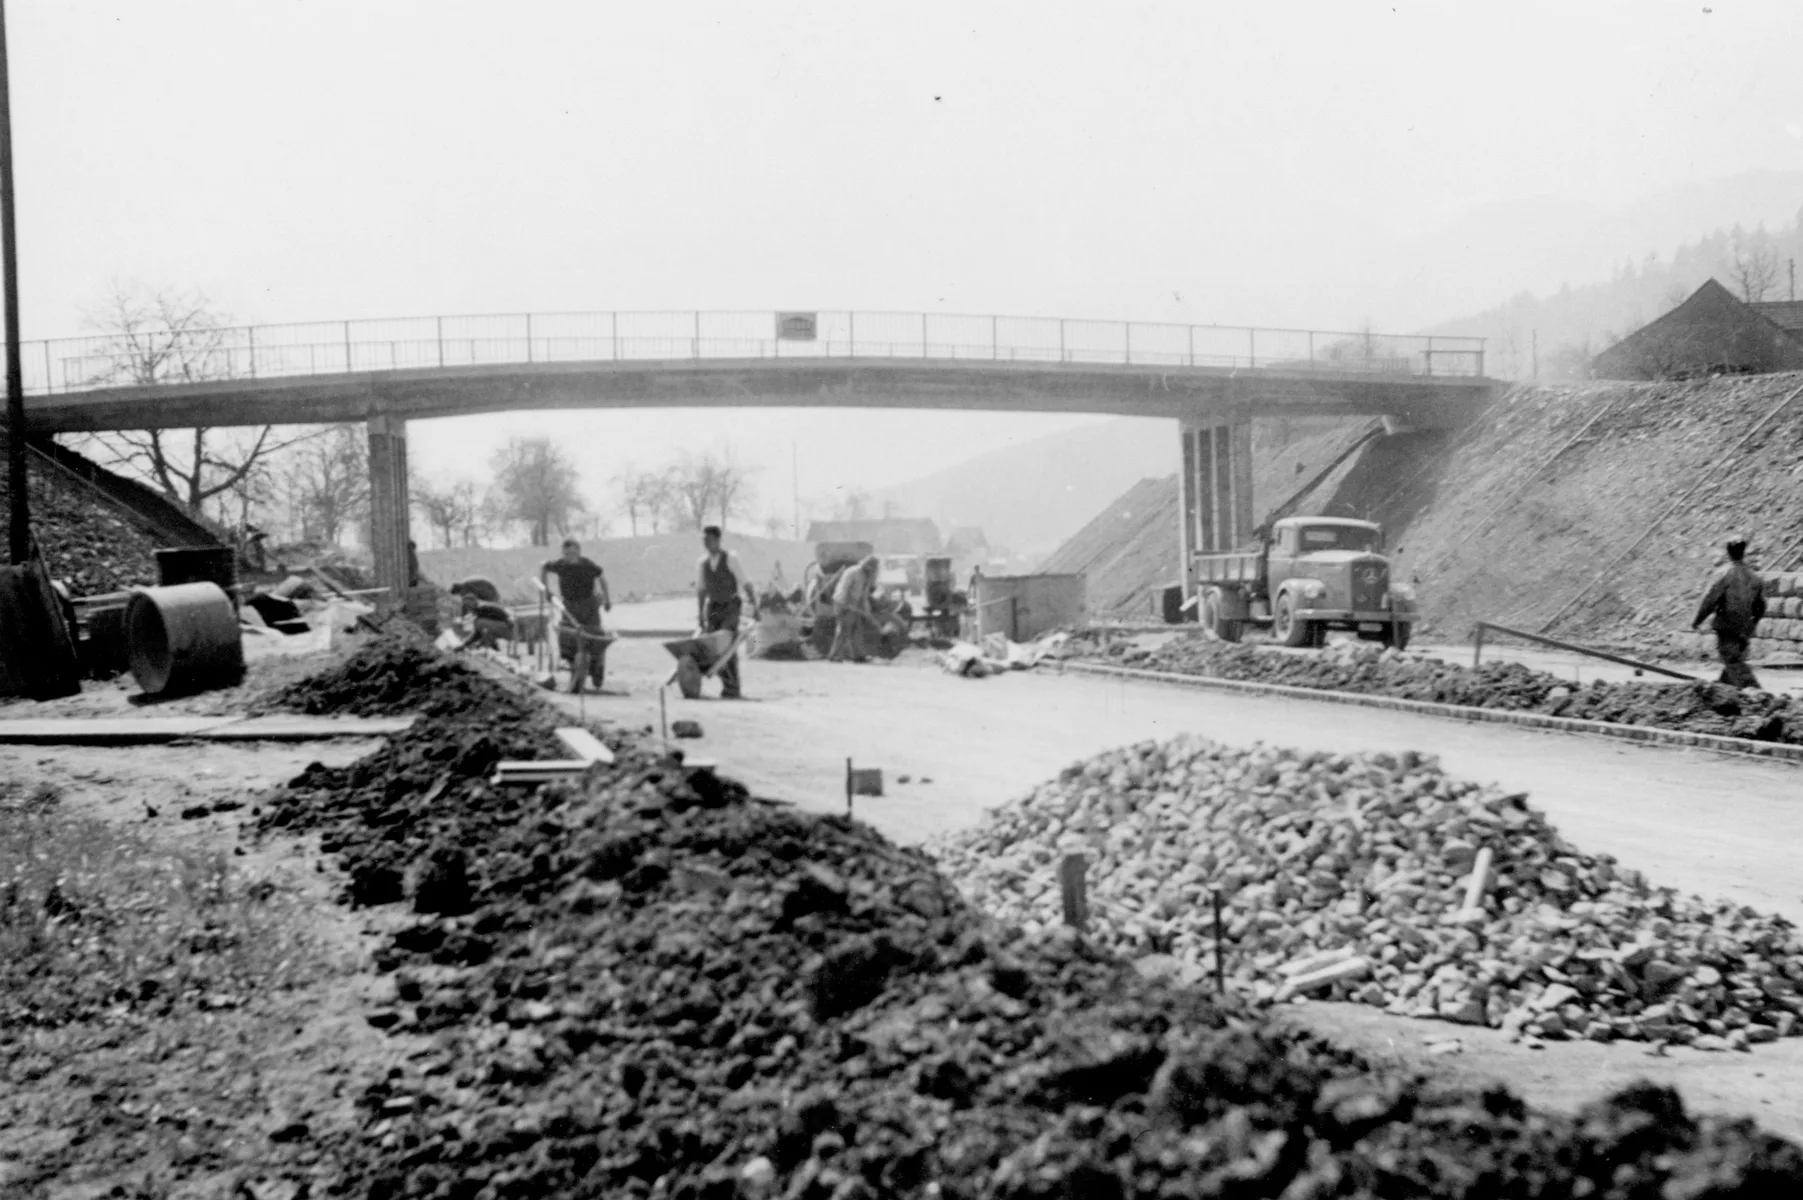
1691,535 -> 1766,689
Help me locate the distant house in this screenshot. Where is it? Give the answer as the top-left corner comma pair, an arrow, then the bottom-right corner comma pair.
804,518 -> 942,556
1591,278 -> 1803,380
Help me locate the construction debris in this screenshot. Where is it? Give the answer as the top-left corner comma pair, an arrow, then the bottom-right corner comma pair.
930,735 -> 1803,1048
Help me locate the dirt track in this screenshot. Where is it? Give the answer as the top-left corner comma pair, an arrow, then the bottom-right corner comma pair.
566,636 -> 1803,921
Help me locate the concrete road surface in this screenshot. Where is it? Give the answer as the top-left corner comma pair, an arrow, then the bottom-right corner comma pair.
545,633 -> 1803,923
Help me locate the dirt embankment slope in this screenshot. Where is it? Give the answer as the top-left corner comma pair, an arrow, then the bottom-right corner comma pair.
1049,373 -> 1803,653
0,438 -> 166,594
1037,417 -> 1370,617
1385,373 -> 1803,651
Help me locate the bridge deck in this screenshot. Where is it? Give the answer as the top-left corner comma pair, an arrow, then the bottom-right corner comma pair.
18,309 -> 1491,431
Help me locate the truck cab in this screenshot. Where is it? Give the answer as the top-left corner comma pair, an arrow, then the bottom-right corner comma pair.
1194,517 -> 1416,649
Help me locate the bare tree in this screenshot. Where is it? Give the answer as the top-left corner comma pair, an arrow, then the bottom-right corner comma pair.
76,284 -> 309,515
412,474 -> 483,549
762,515 -> 788,539
280,425 -> 370,546
1731,240 -> 1780,304
665,450 -> 757,531
615,466 -> 676,537
490,436 -> 584,546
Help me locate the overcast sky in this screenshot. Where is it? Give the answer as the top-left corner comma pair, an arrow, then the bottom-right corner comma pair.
14,1 -> 1803,526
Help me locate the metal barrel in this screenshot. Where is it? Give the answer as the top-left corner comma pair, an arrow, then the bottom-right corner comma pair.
126,582 -> 245,697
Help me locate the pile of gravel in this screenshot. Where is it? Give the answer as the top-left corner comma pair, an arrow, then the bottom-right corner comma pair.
1068,633 -> 1801,744
931,735 -> 1803,1051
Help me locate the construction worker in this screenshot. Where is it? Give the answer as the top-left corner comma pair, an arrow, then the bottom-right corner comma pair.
541,538 -> 611,691
1692,535 -> 1766,689
829,555 -> 881,663
697,525 -> 758,698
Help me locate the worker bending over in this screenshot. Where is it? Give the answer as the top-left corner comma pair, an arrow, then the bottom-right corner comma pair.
1692,534 -> 1766,690
541,539 -> 611,692
697,525 -> 758,699
830,556 -> 881,663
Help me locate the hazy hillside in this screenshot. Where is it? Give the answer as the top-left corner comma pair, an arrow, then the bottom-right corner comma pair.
869,417 -> 1175,561
1421,171 -> 1803,381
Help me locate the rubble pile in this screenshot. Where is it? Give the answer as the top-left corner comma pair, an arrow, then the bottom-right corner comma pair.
253,640 -> 1803,1197
932,735 -> 1803,1051
255,631 -> 566,906
260,627 -> 514,718
1068,631 -> 1803,744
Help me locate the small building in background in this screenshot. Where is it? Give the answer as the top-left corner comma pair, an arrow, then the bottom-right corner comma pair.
1591,278 -> 1803,380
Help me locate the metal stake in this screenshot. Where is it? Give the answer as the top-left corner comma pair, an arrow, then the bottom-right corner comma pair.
1212,889 -> 1226,993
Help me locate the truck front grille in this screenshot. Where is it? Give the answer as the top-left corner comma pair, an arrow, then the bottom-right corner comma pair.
1352,562 -> 1387,611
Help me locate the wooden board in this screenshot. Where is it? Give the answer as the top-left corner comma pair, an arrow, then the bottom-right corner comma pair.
554,727 -> 616,765
0,714 -> 415,746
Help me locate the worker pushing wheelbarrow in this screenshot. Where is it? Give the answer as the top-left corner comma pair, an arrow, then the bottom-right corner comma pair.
539,539 -> 615,694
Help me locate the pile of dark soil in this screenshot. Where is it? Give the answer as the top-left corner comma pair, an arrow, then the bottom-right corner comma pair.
260,628 -> 514,719
257,640 -> 1803,1198
1070,632 -> 1803,744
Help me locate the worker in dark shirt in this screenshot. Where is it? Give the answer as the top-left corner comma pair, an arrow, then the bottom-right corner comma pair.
1692,534 -> 1766,689
541,538 -> 611,691
696,525 -> 758,699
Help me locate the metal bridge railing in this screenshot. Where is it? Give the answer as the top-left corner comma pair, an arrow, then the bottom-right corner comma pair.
16,310 -> 1486,396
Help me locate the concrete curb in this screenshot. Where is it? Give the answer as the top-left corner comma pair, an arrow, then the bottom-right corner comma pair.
1061,660 -> 1803,765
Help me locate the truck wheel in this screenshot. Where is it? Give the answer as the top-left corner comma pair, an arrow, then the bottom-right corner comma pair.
1384,622 -> 1412,651
1202,590 -> 1241,642
1275,594 -> 1313,648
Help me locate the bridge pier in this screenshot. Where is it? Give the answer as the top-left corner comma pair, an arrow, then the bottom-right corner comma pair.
366,414 -> 412,604
1176,414 -> 1254,612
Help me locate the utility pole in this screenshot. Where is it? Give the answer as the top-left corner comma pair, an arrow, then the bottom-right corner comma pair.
0,0 -> 25,565
790,440 -> 799,541
1531,329 -> 1538,383
1790,258 -> 1796,303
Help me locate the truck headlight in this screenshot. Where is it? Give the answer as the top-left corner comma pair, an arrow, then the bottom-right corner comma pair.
1301,582 -> 1327,601
1388,583 -> 1416,603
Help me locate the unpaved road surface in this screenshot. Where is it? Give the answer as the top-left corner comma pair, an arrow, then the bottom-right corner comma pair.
561,637 -> 1803,921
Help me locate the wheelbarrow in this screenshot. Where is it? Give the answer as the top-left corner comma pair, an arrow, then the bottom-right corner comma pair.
662,628 -> 747,699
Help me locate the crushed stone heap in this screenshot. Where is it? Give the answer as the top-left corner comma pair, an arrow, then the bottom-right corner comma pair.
1068,633 -> 1803,744
931,734 -> 1803,1051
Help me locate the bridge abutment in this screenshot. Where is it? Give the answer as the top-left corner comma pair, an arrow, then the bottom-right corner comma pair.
366,414 -> 412,603
1176,414 -> 1255,610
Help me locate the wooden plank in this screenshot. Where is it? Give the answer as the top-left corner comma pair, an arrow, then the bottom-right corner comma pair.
0,714 -> 415,746
554,727 -> 615,765
196,715 -> 416,741
0,717 -> 232,745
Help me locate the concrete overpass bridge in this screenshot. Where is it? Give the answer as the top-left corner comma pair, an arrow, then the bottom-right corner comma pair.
15,308 -> 1493,599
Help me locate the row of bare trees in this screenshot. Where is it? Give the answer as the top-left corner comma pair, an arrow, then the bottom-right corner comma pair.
612,451 -> 756,536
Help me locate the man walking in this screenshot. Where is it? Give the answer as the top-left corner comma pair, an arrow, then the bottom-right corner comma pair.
829,555 -> 881,663
541,538 -> 611,692
697,525 -> 758,699
1692,534 -> 1766,689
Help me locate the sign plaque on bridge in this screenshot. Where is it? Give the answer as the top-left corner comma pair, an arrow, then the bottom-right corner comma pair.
775,312 -> 818,341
